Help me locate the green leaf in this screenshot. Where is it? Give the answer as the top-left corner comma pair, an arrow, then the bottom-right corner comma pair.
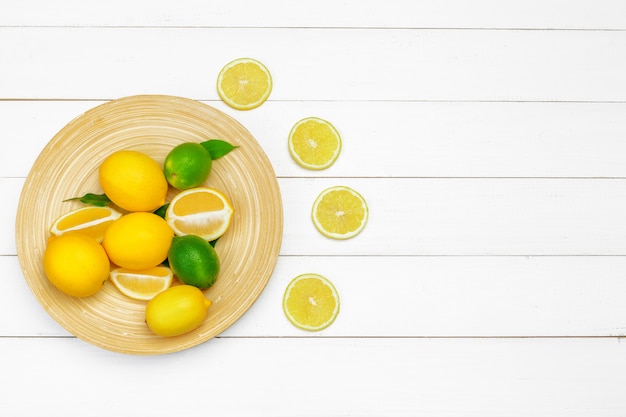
153,203 -> 170,219
200,139 -> 239,160
63,193 -> 111,207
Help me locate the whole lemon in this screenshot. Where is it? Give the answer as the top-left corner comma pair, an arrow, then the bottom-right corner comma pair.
43,233 -> 110,297
163,142 -> 212,190
145,285 -> 212,337
168,235 -> 220,289
99,150 -> 168,212
103,212 -> 174,270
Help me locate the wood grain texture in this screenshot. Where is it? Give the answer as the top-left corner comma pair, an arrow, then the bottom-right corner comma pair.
6,177 -> 626,257
4,101 -> 626,179
2,337 -> 626,416
4,255 -> 626,338
1,28 -> 625,101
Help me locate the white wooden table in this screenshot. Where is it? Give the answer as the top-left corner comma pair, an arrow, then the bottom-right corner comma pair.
2,1 -> 626,415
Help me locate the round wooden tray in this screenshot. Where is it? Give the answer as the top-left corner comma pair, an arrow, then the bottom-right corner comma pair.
15,95 -> 283,355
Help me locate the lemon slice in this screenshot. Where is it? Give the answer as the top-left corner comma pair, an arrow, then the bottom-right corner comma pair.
109,266 -> 174,301
288,117 -> 342,170
283,273 -> 340,331
165,187 -> 234,241
312,186 -> 368,239
49,205 -> 122,243
216,58 -> 272,110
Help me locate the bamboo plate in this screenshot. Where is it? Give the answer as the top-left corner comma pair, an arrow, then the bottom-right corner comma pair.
15,95 -> 283,355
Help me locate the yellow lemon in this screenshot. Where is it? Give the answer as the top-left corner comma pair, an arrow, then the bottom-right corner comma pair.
103,212 -> 174,270
43,233 -> 110,297
99,150 -> 168,212
145,285 -> 212,337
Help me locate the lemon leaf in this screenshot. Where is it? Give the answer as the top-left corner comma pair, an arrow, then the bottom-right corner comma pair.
200,139 -> 239,160
64,193 -> 112,207
153,203 -> 170,219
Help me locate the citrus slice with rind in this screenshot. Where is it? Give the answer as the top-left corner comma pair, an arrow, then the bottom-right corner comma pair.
312,186 -> 368,239
288,117 -> 342,170
165,187 -> 234,241
49,205 -> 122,243
109,266 -> 173,301
283,273 -> 340,331
216,58 -> 272,110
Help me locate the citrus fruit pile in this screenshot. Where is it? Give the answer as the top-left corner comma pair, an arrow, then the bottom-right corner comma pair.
43,140 -> 237,337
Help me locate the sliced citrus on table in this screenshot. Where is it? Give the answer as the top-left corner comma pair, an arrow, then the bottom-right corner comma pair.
165,187 -> 234,241
109,266 -> 174,301
283,273 -> 340,331
216,58 -> 272,110
49,205 -> 122,243
288,117 -> 342,170
312,186 -> 368,239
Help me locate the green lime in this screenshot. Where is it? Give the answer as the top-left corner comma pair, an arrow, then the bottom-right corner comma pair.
164,142 -> 212,190
168,235 -> 220,289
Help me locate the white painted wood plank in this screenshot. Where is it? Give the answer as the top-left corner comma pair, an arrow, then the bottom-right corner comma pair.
227,255 -> 626,337
5,254 -> 626,337
1,28 -> 625,101
279,177 -> 626,256
227,101 -> 626,179
1,337 -> 626,416
4,100 -> 626,179
2,0 -> 626,30
4,177 -> 626,256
